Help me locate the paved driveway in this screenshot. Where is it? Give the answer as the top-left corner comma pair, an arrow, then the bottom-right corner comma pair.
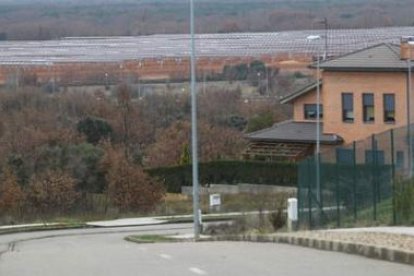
1,225 -> 413,276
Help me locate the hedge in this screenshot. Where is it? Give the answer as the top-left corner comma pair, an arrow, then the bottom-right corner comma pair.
146,161 -> 297,193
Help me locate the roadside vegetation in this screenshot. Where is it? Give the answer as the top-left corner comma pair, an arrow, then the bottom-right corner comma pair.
0,71 -> 294,225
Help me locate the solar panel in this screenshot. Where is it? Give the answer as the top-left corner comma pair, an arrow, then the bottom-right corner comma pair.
0,26 -> 412,65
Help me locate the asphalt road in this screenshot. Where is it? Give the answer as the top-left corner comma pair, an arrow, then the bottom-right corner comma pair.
1,224 -> 414,276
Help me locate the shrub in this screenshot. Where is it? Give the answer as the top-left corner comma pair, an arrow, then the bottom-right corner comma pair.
246,112 -> 274,133
0,167 -> 24,215
147,160 -> 297,193
27,170 -> 79,216
77,117 -> 113,144
103,146 -> 165,213
395,178 -> 414,223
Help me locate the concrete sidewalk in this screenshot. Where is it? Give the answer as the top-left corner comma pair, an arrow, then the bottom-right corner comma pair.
0,223 -> 60,231
0,217 -> 170,231
86,217 -> 168,227
86,211 -> 273,227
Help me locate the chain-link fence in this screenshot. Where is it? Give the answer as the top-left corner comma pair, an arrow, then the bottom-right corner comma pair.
298,124 -> 414,229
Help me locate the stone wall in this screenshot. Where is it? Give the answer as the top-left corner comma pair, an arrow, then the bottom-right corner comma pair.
181,183 -> 297,196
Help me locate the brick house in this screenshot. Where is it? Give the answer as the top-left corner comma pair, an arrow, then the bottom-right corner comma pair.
245,38 -> 414,162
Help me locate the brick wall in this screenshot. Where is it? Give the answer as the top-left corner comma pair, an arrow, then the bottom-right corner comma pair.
322,71 -> 413,144
292,87 -> 319,121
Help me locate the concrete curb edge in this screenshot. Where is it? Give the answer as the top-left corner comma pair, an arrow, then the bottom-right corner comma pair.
211,234 -> 414,266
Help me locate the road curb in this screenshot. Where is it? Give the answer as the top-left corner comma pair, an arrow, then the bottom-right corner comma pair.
0,224 -> 89,236
210,234 -> 414,266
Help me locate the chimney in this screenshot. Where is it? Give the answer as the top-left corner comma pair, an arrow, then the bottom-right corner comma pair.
400,36 -> 414,60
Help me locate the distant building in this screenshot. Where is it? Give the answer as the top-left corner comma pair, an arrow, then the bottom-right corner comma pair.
245,38 -> 414,162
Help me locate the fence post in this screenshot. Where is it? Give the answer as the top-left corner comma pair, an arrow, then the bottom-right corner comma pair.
372,134 -> 377,221
352,141 -> 357,221
335,161 -> 341,227
390,129 -> 397,225
297,163 -> 302,225
318,153 -> 324,226
306,158 -> 313,229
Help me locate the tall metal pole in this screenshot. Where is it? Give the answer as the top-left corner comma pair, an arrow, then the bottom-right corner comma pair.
410,55 -> 413,177
308,35 -> 322,203
52,66 -> 56,93
323,18 -> 328,60
266,67 -> 269,96
316,50 -> 321,203
190,0 -> 200,240
407,57 -> 412,178
203,70 -> 206,94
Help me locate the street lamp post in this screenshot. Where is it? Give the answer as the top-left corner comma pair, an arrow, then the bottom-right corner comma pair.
407,57 -> 412,178
407,39 -> 413,177
307,35 -> 322,204
266,67 -> 269,96
105,72 -> 109,90
52,66 -> 56,93
257,72 -> 261,94
190,0 -> 200,240
402,37 -> 414,178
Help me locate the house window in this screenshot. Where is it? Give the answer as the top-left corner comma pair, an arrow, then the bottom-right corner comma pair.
342,93 -> 354,122
384,94 -> 395,123
363,93 -> 375,122
365,150 -> 385,165
304,104 -> 323,119
336,148 -> 354,165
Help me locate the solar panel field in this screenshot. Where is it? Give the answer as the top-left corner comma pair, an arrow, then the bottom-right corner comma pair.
0,26 -> 413,86
1,26 -> 414,64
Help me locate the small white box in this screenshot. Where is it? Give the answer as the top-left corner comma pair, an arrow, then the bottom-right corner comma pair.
209,194 -> 221,207
287,198 -> 298,221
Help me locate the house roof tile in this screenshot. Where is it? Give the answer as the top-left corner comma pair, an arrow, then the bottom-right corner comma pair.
246,120 -> 343,144
316,43 -> 412,71
280,81 -> 321,104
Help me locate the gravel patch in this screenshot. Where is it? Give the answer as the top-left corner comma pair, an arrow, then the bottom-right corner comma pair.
275,231 -> 414,252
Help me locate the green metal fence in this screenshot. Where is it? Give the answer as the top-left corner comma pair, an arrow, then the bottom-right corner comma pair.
298,124 -> 414,229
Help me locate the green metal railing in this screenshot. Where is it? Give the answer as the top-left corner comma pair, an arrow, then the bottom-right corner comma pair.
298,125 -> 414,229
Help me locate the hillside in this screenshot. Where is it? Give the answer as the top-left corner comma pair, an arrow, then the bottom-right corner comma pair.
0,0 -> 412,40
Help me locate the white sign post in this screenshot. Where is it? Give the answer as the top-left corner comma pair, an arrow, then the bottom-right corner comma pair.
209,194 -> 221,212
